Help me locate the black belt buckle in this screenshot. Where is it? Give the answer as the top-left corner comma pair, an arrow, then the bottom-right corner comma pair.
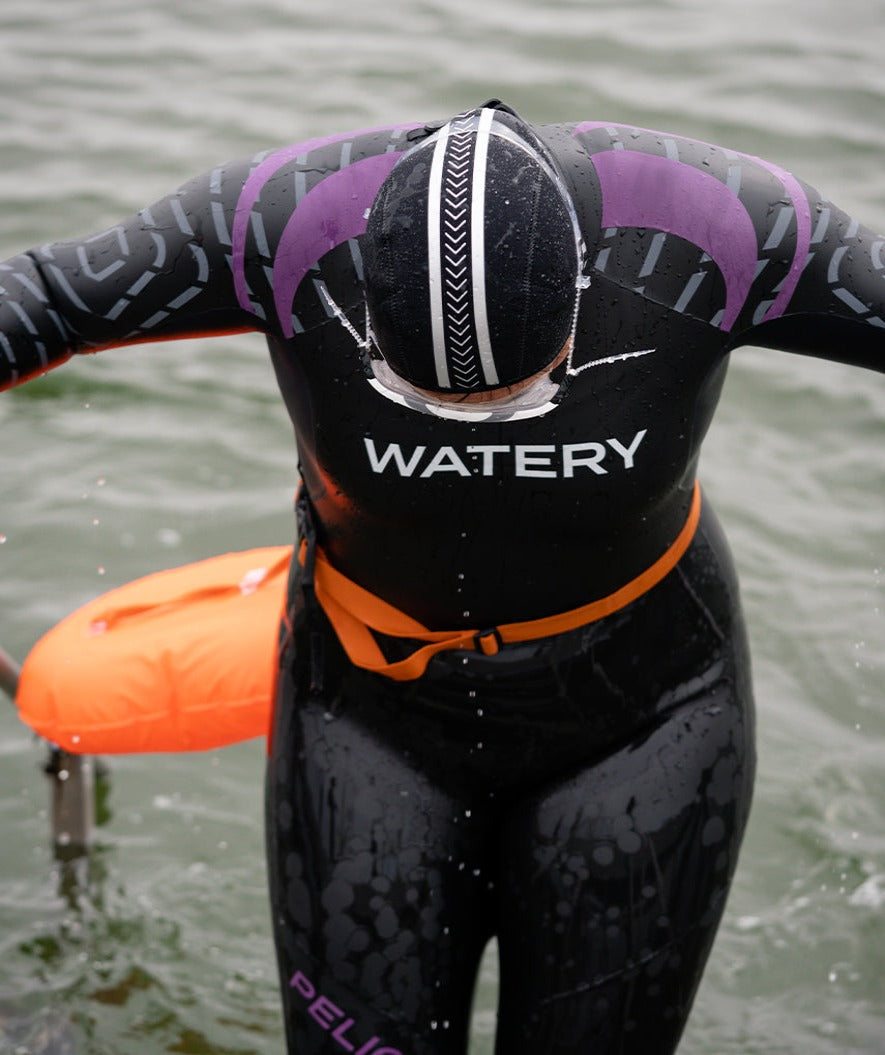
473,627 -> 503,656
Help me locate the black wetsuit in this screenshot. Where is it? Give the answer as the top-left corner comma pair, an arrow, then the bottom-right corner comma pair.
2,117 -> 883,1054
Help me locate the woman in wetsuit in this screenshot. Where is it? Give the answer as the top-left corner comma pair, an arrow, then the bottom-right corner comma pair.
1,102 -> 882,1053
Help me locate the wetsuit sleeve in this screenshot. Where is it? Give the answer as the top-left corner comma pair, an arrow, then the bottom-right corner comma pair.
734,184 -> 885,373
0,155 -> 269,391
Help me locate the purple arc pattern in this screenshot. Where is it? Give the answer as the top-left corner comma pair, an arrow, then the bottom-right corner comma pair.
574,122 -> 812,330
271,153 -> 405,337
231,124 -> 421,330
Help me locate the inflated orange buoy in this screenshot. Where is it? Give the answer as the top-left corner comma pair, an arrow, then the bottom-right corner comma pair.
16,546 -> 291,754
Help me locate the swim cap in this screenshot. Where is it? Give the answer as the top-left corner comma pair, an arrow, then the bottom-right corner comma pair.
362,104 -> 584,398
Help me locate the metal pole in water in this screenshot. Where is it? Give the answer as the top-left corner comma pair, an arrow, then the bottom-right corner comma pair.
1,642 -> 95,855
44,748 -> 95,855
0,643 -> 18,700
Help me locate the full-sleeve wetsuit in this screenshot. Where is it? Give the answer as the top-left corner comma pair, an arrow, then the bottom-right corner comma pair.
2,117 -> 883,1054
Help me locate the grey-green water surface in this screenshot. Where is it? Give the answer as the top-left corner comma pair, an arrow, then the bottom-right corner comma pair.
1,1 -> 883,1051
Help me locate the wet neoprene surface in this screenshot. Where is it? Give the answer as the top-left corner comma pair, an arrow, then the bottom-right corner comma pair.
266,501 -> 756,1053
2,118 -> 883,627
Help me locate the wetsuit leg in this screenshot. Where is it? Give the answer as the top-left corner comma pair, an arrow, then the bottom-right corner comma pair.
491,530 -> 756,1053
266,613 -> 494,1054
493,683 -> 754,1053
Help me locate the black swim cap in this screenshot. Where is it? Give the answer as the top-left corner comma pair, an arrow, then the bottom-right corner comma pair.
362,104 -> 582,395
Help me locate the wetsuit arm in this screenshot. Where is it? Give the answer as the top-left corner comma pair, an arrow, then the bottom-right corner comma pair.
0,156 -> 268,391
734,187 -> 885,373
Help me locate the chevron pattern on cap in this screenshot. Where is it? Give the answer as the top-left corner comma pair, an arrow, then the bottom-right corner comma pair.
440,122 -> 481,388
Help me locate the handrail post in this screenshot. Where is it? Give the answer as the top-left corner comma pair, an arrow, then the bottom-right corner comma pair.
0,643 -> 18,700
2,643 -> 94,856
44,748 -> 95,856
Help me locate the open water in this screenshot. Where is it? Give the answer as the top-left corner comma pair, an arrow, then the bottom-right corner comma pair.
0,1 -> 883,1052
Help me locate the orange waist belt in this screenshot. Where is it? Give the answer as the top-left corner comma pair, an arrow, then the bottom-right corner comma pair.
300,481 -> 702,682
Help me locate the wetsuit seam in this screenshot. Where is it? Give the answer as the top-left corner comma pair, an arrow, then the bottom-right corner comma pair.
536,924 -> 703,1008
675,543 -> 726,645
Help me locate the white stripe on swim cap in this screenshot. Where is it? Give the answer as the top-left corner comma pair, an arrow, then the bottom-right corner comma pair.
470,108 -> 499,386
427,122 -> 451,388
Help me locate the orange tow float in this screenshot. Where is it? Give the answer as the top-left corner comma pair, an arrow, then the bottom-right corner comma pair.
15,546 -> 291,754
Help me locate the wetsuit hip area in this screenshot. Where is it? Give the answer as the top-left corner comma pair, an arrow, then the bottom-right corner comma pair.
281,496 -> 752,795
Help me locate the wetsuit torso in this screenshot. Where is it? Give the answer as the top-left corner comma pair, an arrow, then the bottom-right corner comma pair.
2,117 -> 883,1055
3,120 -> 882,627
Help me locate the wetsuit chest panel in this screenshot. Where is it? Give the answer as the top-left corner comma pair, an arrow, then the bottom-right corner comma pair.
269,288 -> 728,626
